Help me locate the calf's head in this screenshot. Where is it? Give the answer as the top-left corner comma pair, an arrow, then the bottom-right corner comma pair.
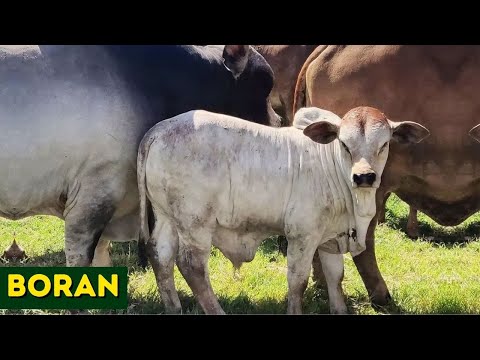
294,106 -> 429,255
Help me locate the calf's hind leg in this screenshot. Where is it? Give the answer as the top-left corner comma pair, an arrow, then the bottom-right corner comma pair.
176,230 -> 225,315
147,218 -> 182,314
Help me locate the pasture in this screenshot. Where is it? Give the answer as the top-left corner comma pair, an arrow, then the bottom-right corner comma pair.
1,194 -> 480,315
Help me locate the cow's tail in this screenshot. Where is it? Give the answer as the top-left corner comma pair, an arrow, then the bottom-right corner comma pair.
137,132 -> 157,269
292,45 -> 329,119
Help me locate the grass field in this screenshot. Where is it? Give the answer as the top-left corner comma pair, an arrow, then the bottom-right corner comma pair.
2,194 -> 480,314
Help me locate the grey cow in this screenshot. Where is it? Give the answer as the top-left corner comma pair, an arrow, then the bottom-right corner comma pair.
0,45 -> 278,267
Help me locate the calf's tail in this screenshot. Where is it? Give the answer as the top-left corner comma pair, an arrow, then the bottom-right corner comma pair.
137,133 -> 157,269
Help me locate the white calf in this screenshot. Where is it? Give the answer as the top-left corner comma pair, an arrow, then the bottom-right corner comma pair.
138,107 -> 429,314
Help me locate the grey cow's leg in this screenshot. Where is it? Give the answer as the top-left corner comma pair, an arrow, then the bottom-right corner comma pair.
64,196 -> 116,267
176,231 -> 225,315
146,219 -> 182,314
318,250 -> 347,314
286,236 -> 318,314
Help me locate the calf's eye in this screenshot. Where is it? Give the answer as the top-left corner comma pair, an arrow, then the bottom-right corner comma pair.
380,142 -> 388,153
340,141 -> 351,155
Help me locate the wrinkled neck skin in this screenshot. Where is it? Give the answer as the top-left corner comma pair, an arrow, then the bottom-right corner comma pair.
321,140 -> 377,257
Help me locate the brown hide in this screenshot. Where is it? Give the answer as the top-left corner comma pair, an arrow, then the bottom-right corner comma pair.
253,45 -> 317,126
295,45 -> 480,226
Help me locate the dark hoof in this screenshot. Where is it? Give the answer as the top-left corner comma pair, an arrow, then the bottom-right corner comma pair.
371,290 -> 392,308
406,231 -> 419,240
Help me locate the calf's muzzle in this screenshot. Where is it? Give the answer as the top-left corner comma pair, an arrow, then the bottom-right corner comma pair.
353,172 -> 376,187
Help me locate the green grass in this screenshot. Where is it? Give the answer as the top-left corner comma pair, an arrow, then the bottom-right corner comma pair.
2,194 -> 480,314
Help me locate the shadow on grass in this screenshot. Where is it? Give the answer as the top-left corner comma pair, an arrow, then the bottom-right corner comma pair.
118,289 -> 289,315
4,291 -> 472,315
366,292 -> 480,314
120,282 -> 407,315
384,208 -> 480,248
306,283 -> 412,315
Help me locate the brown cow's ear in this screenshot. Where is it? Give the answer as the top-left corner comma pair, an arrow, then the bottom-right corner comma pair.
223,45 -> 249,79
469,124 -> 480,143
389,120 -> 430,144
303,121 -> 339,144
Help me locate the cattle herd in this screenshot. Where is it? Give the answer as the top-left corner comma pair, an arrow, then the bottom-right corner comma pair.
1,45 -> 480,314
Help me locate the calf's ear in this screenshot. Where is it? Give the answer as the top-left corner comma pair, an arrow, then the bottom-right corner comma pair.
294,107 -> 341,144
304,121 -> 339,144
389,120 -> 430,144
469,124 -> 480,143
223,45 -> 250,79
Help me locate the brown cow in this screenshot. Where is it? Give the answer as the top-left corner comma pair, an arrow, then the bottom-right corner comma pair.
252,45 -> 317,126
254,45 -> 422,238
295,45 -> 480,306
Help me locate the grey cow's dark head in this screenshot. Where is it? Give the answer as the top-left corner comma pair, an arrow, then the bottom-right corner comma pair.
222,45 -> 280,127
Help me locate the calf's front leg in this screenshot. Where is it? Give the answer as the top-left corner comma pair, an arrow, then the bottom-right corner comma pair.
286,236 -> 318,314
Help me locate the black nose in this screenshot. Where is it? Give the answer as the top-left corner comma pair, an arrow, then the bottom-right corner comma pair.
353,173 -> 376,186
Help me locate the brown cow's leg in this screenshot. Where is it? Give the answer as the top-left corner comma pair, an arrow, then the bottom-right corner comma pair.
353,215 -> 391,307
406,206 -> 419,239
312,249 -> 327,287
377,192 -> 391,224
352,188 -> 391,307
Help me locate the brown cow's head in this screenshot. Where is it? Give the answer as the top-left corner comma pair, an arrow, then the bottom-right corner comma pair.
294,106 -> 429,255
